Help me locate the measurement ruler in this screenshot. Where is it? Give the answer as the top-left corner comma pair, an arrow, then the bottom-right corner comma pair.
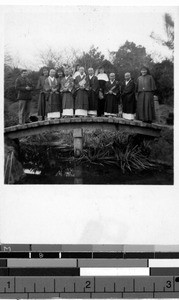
0,244 -> 179,298
0,276 -> 179,298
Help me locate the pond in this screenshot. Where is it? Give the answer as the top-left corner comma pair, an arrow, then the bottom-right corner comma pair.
17,161 -> 173,185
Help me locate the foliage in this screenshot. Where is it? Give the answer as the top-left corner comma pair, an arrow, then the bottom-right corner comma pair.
149,128 -> 173,166
75,45 -> 115,75
4,99 -> 19,127
110,41 -> 154,82
7,127 -> 173,176
20,130 -> 74,145
77,131 -> 155,173
4,66 -> 20,101
150,13 -> 174,53
151,59 -> 173,104
164,13 -> 174,50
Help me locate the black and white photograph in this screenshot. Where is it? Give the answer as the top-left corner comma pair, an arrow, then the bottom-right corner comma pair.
3,4 -> 177,185
0,2 -> 179,300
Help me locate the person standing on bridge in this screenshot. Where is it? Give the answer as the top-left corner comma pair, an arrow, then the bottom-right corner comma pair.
60,68 -> 74,117
44,69 -> 61,119
104,73 -> 120,117
121,72 -> 136,120
87,68 -> 99,117
97,67 -> 109,116
136,66 -> 156,123
15,69 -> 33,125
74,67 -> 89,117
36,67 -> 49,121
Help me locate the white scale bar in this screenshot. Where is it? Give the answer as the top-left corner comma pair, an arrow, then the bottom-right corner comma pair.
149,259 -> 179,267
80,268 -> 149,276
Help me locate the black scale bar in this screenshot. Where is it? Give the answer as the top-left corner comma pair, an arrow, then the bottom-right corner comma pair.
93,252 -> 124,258
124,252 -> 155,259
0,268 -> 80,276
0,253 -> 29,258
31,252 -> 59,258
150,268 -> 179,276
155,252 -> 179,258
1,251 -> 179,259
0,260 -> 7,267
61,252 -> 92,259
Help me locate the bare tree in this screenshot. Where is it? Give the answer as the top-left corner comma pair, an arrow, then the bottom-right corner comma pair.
150,13 -> 174,51
38,47 -> 81,70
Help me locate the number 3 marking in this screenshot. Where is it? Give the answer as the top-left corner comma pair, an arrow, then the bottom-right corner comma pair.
166,281 -> 172,288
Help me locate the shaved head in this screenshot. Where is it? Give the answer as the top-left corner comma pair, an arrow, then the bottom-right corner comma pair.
88,68 -> 94,76
125,72 -> 131,80
109,73 -> 115,80
79,67 -> 85,75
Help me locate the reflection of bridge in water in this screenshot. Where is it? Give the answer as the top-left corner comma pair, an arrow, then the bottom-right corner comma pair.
4,117 -> 163,155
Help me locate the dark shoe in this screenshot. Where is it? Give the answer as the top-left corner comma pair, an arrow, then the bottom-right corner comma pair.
30,115 -> 39,122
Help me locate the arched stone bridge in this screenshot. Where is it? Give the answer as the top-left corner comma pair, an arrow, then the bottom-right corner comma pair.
4,117 -> 163,140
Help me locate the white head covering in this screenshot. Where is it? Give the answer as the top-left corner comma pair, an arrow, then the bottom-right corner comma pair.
97,73 -> 109,81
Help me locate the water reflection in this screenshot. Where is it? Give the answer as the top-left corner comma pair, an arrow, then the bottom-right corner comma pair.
24,164 -> 83,184
74,165 -> 83,184
24,169 -> 41,175
18,146 -> 173,185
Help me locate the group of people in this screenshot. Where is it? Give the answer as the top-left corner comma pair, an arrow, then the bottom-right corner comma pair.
15,65 -> 157,125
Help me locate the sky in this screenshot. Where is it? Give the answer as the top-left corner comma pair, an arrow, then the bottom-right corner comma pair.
3,5 -> 177,70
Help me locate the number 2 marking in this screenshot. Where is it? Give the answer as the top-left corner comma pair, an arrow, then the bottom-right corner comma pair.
86,281 -> 91,289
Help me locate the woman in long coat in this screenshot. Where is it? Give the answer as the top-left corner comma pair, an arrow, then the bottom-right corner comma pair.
74,67 -> 89,117
61,68 -> 74,117
57,68 -> 64,115
136,66 -> 156,123
44,69 -> 61,119
36,67 -> 49,120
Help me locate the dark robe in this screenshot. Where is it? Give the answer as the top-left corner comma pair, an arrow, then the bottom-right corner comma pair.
87,75 -> 99,111
136,74 -> 156,122
36,75 -> 49,118
74,75 -> 89,111
44,77 -> 61,113
104,80 -> 120,114
97,74 -> 108,116
121,79 -> 136,114
57,76 -> 64,113
60,76 -> 74,110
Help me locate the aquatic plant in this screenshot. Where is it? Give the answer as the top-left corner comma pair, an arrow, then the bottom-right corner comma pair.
18,128 -> 172,174
76,131 -> 155,173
